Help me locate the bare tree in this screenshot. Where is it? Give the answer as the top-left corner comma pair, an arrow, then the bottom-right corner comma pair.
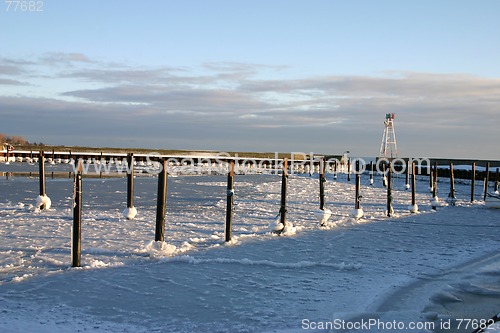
9,136 -> 28,145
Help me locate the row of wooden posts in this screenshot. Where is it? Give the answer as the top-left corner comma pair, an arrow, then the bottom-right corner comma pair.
32,153 -> 498,267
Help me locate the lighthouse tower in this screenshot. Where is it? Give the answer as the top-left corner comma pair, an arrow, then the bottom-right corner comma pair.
379,113 -> 398,159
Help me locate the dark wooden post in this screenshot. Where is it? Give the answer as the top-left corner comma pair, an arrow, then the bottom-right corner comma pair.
355,160 -> 361,210
411,162 -> 417,209
405,159 -> 410,190
347,158 -> 351,181
494,168 -> 499,193
319,158 -> 326,210
483,162 -> 490,201
127,153 -> 134,209
471,162 -> 476,203
38,150 -> 46,210
72,165 -> 82,267
225,161 -> 235,242
279,158 -> 288,227
448,163 -> 456,205
99,152 -> 103,178
387,166 -> 393,217
432,163 -> 438,210
382,162 -> 387,187
333,160 -> 337,180
155,159 -> 168,242
433,162 -> 438,197
429,164 -> 434,193
369,161 -> 374,185
51,149 -> 55,162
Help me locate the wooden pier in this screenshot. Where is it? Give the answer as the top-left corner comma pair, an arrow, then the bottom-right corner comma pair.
1,149 -> 499,180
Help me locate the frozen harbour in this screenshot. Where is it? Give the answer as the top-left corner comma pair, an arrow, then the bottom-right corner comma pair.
0,162 -> 499,332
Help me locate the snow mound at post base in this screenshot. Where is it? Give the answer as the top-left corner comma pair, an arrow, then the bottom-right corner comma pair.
281,221 -> 296,235
141,241 -> 193,258
268,218 -> 296,236
123,207 -> 137,220
35,195 -> 51,210
268,218 -> 282,232
385,207 -> 395,217
144,241 -> 177,258
446,196 -> 457,206
430,197 -> 439,208
314,208 -> 332,225
350,208 -> 364,220
408,204 -> 419,213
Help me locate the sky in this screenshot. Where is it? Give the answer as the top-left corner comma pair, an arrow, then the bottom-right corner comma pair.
1,0 -> 499,159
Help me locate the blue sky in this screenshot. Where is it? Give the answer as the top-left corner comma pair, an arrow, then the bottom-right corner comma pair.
1,0 -> 500,159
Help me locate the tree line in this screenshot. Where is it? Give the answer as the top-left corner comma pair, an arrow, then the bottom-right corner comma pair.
0,134 -> 44,146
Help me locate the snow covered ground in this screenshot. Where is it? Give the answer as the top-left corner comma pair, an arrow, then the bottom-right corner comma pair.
0,162 -> 499,332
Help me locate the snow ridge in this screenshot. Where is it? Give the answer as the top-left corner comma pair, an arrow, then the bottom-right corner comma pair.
159,255 -> 362,270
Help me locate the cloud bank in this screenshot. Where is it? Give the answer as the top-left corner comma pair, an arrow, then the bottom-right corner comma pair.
1,53 -> 499,159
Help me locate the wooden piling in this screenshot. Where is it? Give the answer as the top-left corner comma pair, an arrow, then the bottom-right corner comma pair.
471,162 -> 476,203
483,162 -> 490,201
279,158 -> 288,227
448,163 -> 456,205
38,151 -> 46,210
429,164 -> 433,193
432,163 -> 438,210
355,160 -> 361,210
225,161 -> 235,242
433,162 -> 438,198
127,153 -> 134,209
99,152 -> 103,178
387,167 -> 393,217
405,159 -> 409,189
72,165 -> 82,268
369,161 -> 374,185
347,158 -> 351,181
494,168 -> 499,193
411,162 -> 417,207
382,163 -> 387,187
155,159 -> 168,242
319,158 -> 326,210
